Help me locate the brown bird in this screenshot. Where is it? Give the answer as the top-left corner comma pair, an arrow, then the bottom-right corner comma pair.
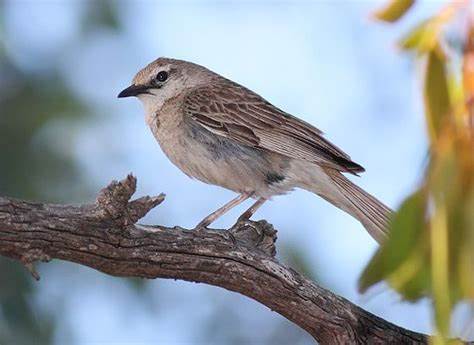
119,57 -> 392,244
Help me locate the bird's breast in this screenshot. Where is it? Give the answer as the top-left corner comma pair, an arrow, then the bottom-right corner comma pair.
147,104 -> 293,198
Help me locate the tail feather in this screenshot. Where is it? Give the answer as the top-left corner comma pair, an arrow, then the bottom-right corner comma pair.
326,171 -> 392,244
293,161 -> 393,244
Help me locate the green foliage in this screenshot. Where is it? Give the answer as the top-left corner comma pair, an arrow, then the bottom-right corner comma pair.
0,258 -> 55,345
360,1 -> 474,342
0,1 -> 124,343
359,191 -> 429,301
0,66 -> 87,201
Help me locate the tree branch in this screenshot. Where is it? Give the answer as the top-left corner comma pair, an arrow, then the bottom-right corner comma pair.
0,175 -> 429,344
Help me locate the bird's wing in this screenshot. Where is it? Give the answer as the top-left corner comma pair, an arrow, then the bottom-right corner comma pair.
183,82 -> 364,174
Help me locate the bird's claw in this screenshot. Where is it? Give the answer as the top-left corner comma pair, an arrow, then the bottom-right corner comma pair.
236,213 -> 251,224
194,220 -> 211,231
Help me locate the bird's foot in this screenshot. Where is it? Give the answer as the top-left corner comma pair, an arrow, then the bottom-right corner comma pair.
236,212 -> 252,224
230,219 -> 277,257
193,220 -> 237,248
194,219 -> 212,231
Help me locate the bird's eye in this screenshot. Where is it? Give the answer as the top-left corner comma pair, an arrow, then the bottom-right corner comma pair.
156,71 -> 168,82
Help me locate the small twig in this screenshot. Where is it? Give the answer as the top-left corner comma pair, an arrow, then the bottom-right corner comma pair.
20,249 -> 51,281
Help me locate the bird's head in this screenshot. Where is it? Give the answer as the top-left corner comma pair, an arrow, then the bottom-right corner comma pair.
118,57 -> 215,113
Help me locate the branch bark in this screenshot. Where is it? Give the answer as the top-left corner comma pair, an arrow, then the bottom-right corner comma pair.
0,175 -> 430,344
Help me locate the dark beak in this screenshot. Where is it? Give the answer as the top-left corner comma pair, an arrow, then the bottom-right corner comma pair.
117,84 -> 150,98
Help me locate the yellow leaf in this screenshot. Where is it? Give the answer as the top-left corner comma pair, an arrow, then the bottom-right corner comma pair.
399,20 -> 439,52
373,0 -> 415,23
398,2 -> 459,52
461,171 -> 474,299
431,203 -> 451,338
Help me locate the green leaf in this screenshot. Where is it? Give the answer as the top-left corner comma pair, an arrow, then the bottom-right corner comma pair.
424,48 -> 451,141
428,135 -> 474,338
373,0 -> 415,23
359,190 -> 426,293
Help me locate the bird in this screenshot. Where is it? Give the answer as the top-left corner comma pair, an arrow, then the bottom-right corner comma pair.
118,57 -> 392,244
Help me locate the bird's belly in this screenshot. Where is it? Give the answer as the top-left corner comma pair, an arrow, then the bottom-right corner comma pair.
155,120 -> 292,198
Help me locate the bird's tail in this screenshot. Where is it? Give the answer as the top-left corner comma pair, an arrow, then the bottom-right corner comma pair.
326,171 -> 392,244
299,166 -> 392,244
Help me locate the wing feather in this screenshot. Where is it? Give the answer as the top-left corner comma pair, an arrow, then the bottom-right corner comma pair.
183,82 -> 364,174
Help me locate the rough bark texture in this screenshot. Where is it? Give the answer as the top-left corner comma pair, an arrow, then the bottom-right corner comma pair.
0,175 -> 432,344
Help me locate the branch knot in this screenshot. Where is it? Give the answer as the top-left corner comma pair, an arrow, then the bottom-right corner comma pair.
20,249 -> 51,281
95,174 -> 165,228
231,220 -> 277,257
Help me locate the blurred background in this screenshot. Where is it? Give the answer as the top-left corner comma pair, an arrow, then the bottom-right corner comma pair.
0,0 -> 468,344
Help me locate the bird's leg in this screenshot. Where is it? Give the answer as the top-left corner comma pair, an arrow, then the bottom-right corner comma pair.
237,197 -> 267,222
195,192 -> 253,230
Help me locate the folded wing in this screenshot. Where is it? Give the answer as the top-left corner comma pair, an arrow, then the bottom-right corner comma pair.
183,82 -> 364,174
